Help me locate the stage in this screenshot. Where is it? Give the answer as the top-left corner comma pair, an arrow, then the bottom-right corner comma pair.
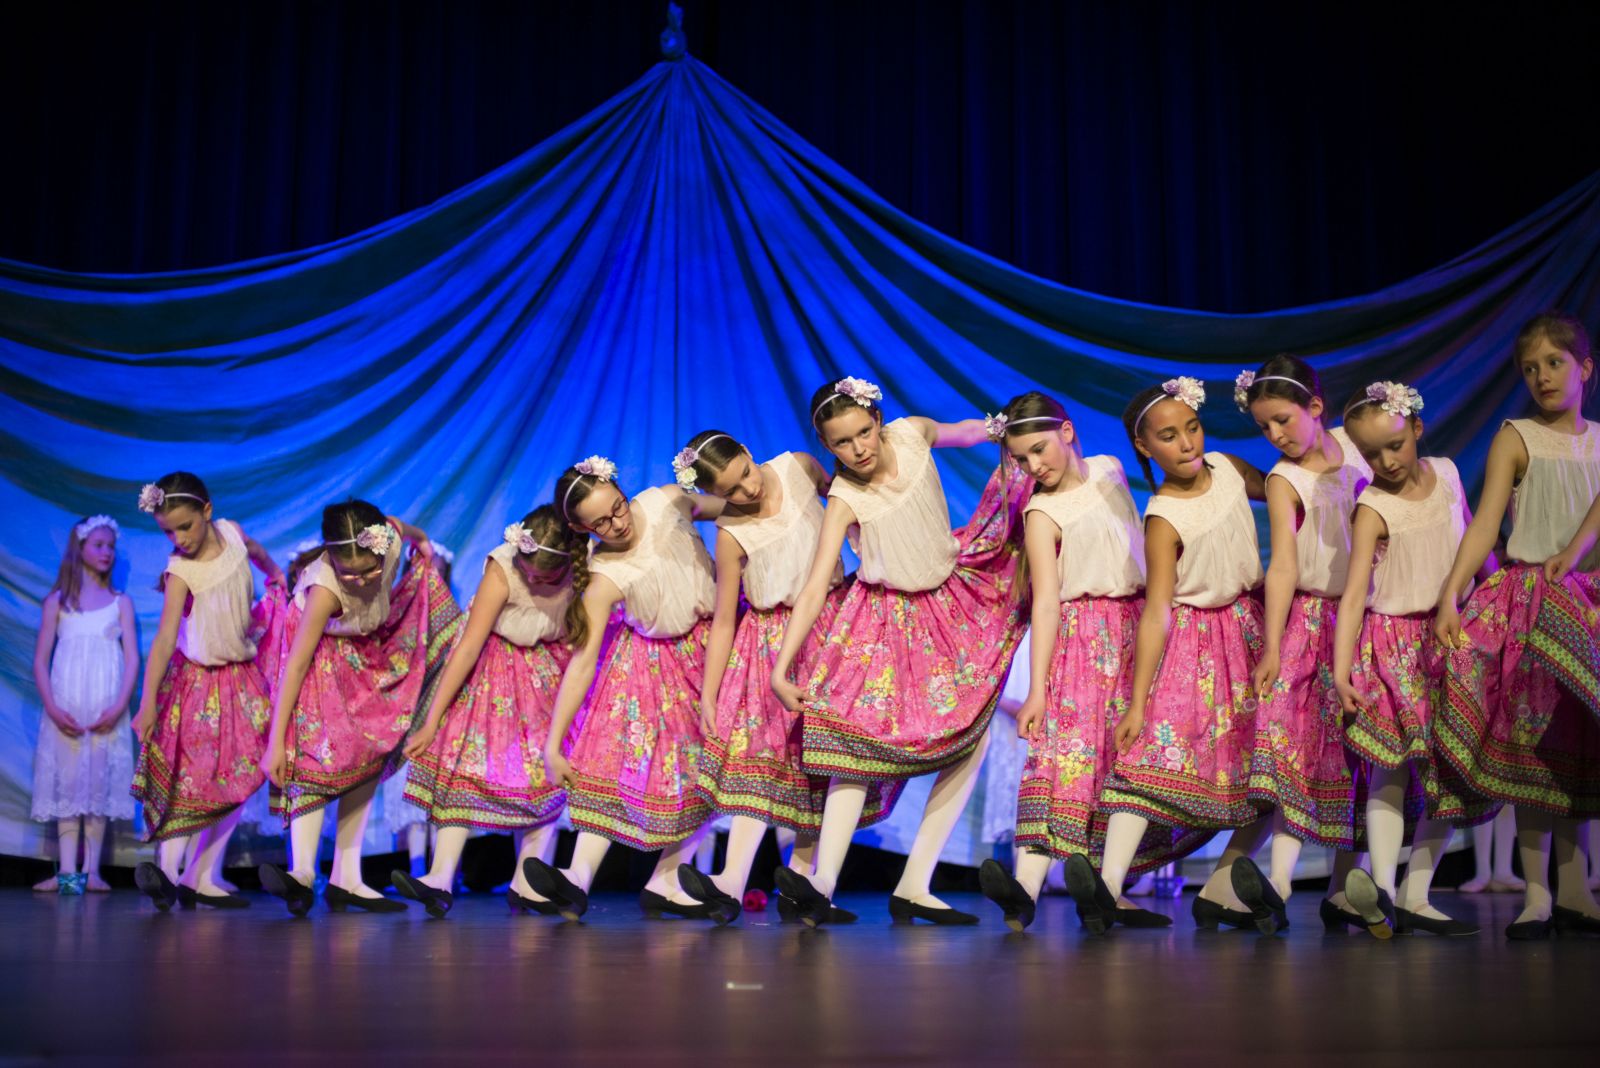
3,889 -> 1594,1063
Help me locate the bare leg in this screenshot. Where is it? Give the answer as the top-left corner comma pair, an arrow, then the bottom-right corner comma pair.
893,732 -> 990,908
183,807 -> 243,896
330,778 -> 381,897
34,818 -> 81,890
510,824 -> 558,899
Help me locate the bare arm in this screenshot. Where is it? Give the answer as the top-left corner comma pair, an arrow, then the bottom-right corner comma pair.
387,515 -> 433,561
241,526 -> 287,588
1116,515 -> 1179,754
1224,453 -> 1269,502
1546,491 -> 1600,583
1016,511 -> 1063,738
1436,429 -> 1522,646
1333,506 -> 1383,714
133,576 -> 191,742
698,529 -> 747,736
403,563 -> 510,759
31,594 -> 76,737
906,415 -> 990,449
798,452 -> 834,496
771,498 -> 856,710
542,574 -> 624,785
1254,475 -> 1302,696
259,584 -> 338,786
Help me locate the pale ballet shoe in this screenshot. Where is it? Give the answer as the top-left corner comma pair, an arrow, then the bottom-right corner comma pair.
1456,876 -> 1491,894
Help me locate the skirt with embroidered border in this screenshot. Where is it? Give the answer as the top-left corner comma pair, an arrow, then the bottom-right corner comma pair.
1099,596 -> 1264,833
1244,593 -> 1363,847
696,587 -> 902,835
265,556 -> 463,823
1015,594 -> 1209,875
403,634 -> 572,830
566,618 -> 715,849
799,467 -> 1031,784
1435,564 -> 1600,819
131,587 -> 284,841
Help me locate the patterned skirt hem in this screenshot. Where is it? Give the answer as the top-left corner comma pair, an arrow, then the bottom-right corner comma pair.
402,768 -> 565,831
268,759 -> 387,822
1245,763 -> 1356,849
566,777 -> 710,850
1097,775 -> 1259,832
131,745 -> 238,841
800,697 -> 997,783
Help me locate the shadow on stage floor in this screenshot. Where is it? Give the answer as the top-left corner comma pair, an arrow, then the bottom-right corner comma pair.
2,889 -> 1594,1064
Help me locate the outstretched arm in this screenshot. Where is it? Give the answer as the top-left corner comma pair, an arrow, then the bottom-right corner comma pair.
1224,453 -> 1269,502
905,415 -> 990,449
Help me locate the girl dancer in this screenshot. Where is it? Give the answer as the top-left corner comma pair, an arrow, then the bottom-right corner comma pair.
257,501 -> 459,915
31,515 -> 137,893
975,392 -> 1186,932
1434,313 -> 1600,939
523,457 -> 729,922
129,474 -> 284,910
1067,377 -> 1271,935
1333,381 -> 1485,937
1229,357 -> 1373,934
392,508 -> 582,918
670,431 -> 897,924
771,377 -> 1030,926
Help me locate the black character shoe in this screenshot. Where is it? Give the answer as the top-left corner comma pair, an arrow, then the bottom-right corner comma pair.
507,887 -> 562,915
178,885 -> 250,909
1113,906 -> 1173,928
775,894 -> 858,925
1343,869 -> 1395,940
888,895 -> 979,925
1552,906 -> 1600,937
1192,895 -> 1259,931
1319,898 -> 1367,931
639,889 -> 721,920
1230,856 -> 1289,935
258,864 -> 316,918
324,884 -> 407,913
1394,907 -> 1479,937
134,862 -> 179,913
391,870 -> 453,919
522,858 -> 588,921
1063,853 -> 1118,936
1505,916 -> 1554,940
677,865 -> 742,925
774,866 -> 833,928
978,858 -> 1037,932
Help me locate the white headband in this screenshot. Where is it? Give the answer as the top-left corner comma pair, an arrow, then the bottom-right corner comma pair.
811,376 -> 884,424
1134,376 -> 1206,433
672,434 -> 735,489
504,522 -> 572,557
561,456 -> 618,518
75,515 -> 119,540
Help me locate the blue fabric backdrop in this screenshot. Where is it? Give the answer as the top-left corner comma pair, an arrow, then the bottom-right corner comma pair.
2,52 -> 1598,860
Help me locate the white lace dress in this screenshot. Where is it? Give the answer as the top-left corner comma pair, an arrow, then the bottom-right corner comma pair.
32,598 -> 135,821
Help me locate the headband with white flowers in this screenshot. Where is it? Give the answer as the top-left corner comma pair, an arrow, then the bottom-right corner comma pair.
503,522 -> 570,558
1348,381 -> 1424,420
811,376 -> 883,424
328,523 -> 394,555
75,515 -> 119,541
1233,370 -> 1312,413
137,484 -> 206,514
984,412 -> 1064,442
1134,376 -> 1206,432
561,455 -> 619,516
671,434 -> 733,489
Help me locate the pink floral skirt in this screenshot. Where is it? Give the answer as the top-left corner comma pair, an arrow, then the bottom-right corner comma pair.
1436,564 -> 1600,818
1016,595 -> 1208,875
404,635 -> 572,830
267,557 -> 462,822
567,619 -> 714,849
1246,593 -> 1360,847
1100,597 -> 1263,831
800,468 -> 1030,782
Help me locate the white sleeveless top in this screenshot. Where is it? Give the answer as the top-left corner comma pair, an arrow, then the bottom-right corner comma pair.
1024,455 -> 1144,600
294,523 -> 404,638
1144,455 -> 1264,609
164,519 -> 257,665
589,487 -> 715,639
1504,418 -> 1600,569
1357,457 -> 1466,616
828,418 -> 959,592
485,544 -> 569,646
716,452 -> 843,610
1267,427 -> 1373,598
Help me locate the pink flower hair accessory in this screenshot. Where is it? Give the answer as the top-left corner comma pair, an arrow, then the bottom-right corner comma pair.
1133,376 -> 1206,432
328,523 -> 394,555
1233,371 -> 1256,413
136,483 -> 206,514
983,412 -> 1009,442
1364,381 -> 1424,419
811,376 -> 884,423
670,434 -> 734,490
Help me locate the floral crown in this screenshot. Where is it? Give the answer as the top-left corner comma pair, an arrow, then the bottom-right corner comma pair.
137,483 -> 206,514
671,434 -> 733,489
503,522 -> 570,558
75,515 -> 119,541
562,455 -> 619,516
1134,376 -> 1205,432
811,376 -> 883,424
1350,381 -> 1424,419
328,524 -> 394,555
1233,369 -> 1313,413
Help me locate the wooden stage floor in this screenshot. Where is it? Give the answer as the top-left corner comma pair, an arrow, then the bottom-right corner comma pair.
2,888 -> 1595,1064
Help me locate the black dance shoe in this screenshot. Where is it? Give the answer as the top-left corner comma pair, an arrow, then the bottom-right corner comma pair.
774,866 -> 833,928
639,889 -> 724,920
1553,906 -> 1600,937
1113,906 -> 1173,928
258,864 -> 316,918
676,865 -> 742,925
1064,854 -> 1119,935
978,858 -> 1037,932
391,871 -> 453,919
1505,916 -> 1553,940
888,895 -> 979,925
176,885 -> 250,909
1230,856 -> 1289,935
324,884 -> 407,913
775,894 -> 858,925
1319,898 -> 1368,931
523,858 -> 588,921
1394,907 -> 1479,937
1343,869 -> 1395,940
134,862 -> 179,912
507,887 -> 562,915
1191,895 -> 1259,931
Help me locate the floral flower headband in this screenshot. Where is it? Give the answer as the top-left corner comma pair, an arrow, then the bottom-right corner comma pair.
1347,381 -> 1424,420
562,455 -> 618,515
428,541 -> 455,565
328,523 -> 394,555
811,376 -> 883,424
984,412 -> 1064,442
1232,370 -> 1311,413
1133,376 -> 1205,433
671,434 -> 734,489
503,522 -> 571,558
75,515 -> 119,541
137,484 -> 206,514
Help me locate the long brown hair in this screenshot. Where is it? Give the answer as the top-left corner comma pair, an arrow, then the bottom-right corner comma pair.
51,518 -> 118,611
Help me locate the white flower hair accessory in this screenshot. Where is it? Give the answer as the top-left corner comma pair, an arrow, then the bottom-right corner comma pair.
428,541 -> 455,565
328,523 -> 394,554
504,523 -> 539,555
292,535 -> 322,556
137,483 -> 205,514
1365,381 -> 1425,419
1164,376 -> 1206,411
671,448 -> 701,489
984,412 -> 1009,442
812,376 -> 884,422
574,455 -> 617,482
75,515 -> 119,541
1233,371 -> 1256,413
